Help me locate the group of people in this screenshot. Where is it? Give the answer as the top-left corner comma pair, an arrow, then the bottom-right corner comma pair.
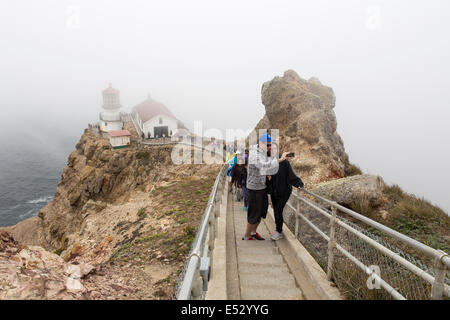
226,133 -> 304,241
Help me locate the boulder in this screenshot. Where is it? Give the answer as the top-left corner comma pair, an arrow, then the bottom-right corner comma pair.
311,174 -> 385,208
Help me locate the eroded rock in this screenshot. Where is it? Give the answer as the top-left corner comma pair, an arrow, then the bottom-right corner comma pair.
255,70 -> 349,184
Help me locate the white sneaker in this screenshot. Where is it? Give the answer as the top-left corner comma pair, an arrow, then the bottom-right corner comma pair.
271,231 -> 284,241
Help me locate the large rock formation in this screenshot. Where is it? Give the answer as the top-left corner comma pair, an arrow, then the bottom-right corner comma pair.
254,70 -> 349,185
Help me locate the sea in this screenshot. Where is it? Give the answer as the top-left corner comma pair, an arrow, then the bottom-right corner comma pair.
0,122 -> 81,227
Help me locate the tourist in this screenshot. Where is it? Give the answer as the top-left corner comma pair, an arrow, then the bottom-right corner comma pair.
226,150 -> 237,192
266,142 -> 304,240
243,133 -> 290,240
232,157 -> 244,201
238,161 -> 248,211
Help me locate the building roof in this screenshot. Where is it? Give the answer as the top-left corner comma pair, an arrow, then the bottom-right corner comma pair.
103,83 -> 119,94
133,96 -> 177,123
108,129 -> 131,137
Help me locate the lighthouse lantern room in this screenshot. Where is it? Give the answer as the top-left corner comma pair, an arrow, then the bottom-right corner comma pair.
99,83 -> 123,132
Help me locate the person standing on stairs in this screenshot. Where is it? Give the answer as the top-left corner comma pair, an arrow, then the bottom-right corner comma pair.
244,133 -> 290,240
266,142 -> 304,241
238,161 -> 248,211
232,156 -> 244,202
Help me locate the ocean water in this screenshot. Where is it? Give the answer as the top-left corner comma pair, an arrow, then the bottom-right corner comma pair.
0,127 -> 80,227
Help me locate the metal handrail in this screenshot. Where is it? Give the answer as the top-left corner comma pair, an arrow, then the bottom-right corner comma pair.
176,163 -> 227,300
296,189 -> 450,268
289,188 -> 449,299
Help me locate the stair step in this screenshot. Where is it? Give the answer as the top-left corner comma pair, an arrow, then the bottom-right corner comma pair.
241,286 -> 303,300
240,273 -> 297,288
236,245 -> 278,255
238,254 -> 283,265
238,262 -> 290,275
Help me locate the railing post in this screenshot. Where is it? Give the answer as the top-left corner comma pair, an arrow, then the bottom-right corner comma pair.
208,214 -> 215,251
295,200 -> 301,238
431,251 -> 448,299
327,205 -> 337,281
191,268 -> 203,299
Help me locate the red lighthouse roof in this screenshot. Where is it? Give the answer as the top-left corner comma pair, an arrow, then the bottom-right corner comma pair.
108,129 -> 131,137
133,96 -> 177,123
103,83 -> 119,94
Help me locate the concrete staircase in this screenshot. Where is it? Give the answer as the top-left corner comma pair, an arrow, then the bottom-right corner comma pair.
232,195 -> 304,300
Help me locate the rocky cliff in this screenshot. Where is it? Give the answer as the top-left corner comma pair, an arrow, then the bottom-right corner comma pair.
255,70 -> 349,185
1,130 -> 220,299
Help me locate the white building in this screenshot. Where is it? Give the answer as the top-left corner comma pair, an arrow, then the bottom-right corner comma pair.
108,129 -> 131,149
99,83 -> 123,132
132,95 -> 180,138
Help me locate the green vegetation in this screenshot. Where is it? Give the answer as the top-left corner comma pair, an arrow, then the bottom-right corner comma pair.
350,183 -> 450,254
137,207 -> 147,219
136,151 -> 150,161
135,232 -> 166,244
112,241 -> 134,260
383,184 -> 450,253
182,226 -> 196,245
344,161 -> 362,177
177,217 -> 189,224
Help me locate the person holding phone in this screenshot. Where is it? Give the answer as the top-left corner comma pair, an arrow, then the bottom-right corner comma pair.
244,134 -> 291,240
266,142 -> 304,240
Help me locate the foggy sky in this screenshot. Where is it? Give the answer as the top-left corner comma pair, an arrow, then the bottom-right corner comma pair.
0,0 -> 449,214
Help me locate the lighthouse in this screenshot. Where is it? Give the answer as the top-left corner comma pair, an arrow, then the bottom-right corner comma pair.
99,83 -> 123,132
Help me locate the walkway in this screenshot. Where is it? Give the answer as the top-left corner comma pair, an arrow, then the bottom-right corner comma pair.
231,193 -> 303,299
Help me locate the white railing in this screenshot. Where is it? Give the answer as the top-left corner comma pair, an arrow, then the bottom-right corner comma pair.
286,188 -> 449,300
176,164 -> 227,300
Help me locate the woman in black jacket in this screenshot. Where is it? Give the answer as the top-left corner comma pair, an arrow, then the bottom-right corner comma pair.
267,142 -> 304,240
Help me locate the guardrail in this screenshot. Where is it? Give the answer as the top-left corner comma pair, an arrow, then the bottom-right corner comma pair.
285,188 -> 449,300
176,163 -> 227,300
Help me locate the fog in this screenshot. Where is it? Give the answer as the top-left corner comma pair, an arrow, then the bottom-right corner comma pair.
0,0 -> 449,214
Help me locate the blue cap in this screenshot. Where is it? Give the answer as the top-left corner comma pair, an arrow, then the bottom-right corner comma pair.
259,133 -> 272,143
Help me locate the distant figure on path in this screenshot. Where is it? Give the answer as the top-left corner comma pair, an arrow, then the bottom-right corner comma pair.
232,157 -> 245,201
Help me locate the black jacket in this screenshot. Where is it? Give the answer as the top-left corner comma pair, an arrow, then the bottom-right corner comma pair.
238,168 -> 247,188
267,160 -> 304,198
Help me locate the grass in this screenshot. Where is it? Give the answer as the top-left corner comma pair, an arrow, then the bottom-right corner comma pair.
383,185 -> 450,253
135,232 -> 166,244
344,161 -> 362,177
137,207 -> 147,219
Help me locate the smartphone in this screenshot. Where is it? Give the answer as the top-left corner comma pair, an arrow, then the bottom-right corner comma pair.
286,152 -> 295,157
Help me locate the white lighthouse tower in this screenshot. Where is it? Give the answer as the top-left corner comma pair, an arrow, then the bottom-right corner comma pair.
99,83 -> 123,132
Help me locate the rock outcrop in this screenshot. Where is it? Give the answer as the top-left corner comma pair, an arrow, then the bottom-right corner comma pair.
0,231 -> 93,299
254,70 -> 349,184
312,175 -> 385,208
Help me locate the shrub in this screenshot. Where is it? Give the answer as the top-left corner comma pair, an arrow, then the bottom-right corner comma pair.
137,207 -> 147,219
344,162 -> 362,177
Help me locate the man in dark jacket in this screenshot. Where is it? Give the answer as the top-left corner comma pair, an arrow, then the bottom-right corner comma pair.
267,142 -> 304,240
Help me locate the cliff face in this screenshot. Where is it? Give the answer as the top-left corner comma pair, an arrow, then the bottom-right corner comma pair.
35,130 -> 175,250
1,130 -> 220,299
255,70 -> 349,185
